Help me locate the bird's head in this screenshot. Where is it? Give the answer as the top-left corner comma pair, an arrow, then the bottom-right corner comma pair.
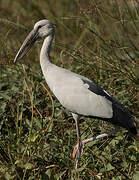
14,19 -> 54,62
34,19 -> 54,38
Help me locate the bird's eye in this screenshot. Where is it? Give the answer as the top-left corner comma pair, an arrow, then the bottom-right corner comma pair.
37,25 -> 42,29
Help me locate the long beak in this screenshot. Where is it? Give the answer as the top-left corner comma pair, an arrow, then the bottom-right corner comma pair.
14,29 -> 39,62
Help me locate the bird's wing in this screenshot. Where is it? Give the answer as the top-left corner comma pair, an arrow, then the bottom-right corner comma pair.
45,65 -> 131,118
81,78 -> 110,97
48,68 -> 113,118
80,77 -> 132,116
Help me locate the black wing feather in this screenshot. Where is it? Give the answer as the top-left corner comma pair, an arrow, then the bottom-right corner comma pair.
82,79 -> 131,115
81,79 -> 137,135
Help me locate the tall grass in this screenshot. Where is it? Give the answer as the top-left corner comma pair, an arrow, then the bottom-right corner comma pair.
0,0 -> 138,179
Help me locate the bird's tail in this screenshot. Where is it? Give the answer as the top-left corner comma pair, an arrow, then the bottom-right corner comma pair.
121,116 -> 137,135
129,126 -> 137,135
112,104 -> 137,135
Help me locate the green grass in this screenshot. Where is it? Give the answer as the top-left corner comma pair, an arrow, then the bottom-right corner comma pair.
0,0 -> 139,179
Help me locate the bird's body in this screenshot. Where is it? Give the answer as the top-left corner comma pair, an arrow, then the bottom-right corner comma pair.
40,36 -> 136,133
14,19 -> 137,169
40,33 -> 113,119
42,63 -> 112,117
42,61 -> 136,134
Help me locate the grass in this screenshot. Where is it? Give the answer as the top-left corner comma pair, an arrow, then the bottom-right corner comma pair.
0,0 -> 139,179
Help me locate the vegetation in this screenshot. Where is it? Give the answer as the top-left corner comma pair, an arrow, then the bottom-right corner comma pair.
0,0 -> 138,179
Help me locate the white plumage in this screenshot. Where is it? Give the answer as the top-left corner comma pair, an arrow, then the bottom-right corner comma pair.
42,64 -> 113,118
14,19 -> 137,169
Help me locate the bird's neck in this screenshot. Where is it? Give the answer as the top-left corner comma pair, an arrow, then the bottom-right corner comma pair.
40,34 -> 54,67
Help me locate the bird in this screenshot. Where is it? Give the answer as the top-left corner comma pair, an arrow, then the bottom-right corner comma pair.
14,19 -> 137,169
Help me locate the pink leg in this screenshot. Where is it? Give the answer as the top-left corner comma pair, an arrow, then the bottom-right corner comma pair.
72,113 -> 82,169
72,127 -> 120,160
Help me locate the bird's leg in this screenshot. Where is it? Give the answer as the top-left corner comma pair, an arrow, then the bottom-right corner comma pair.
72,113 -> 82,169
72,127 -> 120,160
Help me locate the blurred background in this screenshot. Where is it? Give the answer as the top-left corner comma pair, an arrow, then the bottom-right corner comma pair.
0,0 -> 138,179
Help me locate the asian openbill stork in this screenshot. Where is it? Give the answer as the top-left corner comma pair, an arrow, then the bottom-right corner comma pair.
14,19 -> 137,169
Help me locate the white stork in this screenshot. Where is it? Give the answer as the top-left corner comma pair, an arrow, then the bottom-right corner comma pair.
14,19 -> 137,169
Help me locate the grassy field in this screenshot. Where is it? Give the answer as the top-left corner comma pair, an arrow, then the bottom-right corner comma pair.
0,0 -> 139,179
